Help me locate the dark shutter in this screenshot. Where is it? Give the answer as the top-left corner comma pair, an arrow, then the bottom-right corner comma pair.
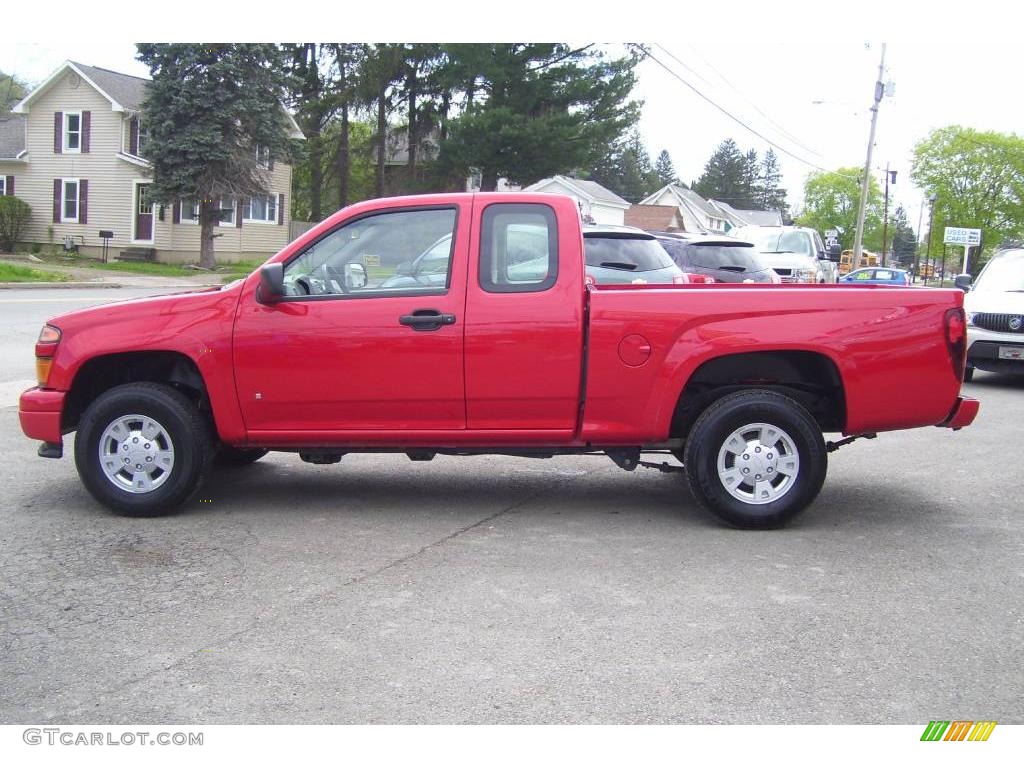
130,117 -> 139,155
4,176 -> 12,196
278,194 -> 285,225
172,201 -> 181,224
54,112 -> 63,154
81,111 -> 91,153
79,180 -> 88,225
268,155 -> 274,171
236,199 -> 242,228
53,180 -> 61,222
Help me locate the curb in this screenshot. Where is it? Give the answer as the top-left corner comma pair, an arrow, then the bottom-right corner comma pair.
0,282 -> 124,289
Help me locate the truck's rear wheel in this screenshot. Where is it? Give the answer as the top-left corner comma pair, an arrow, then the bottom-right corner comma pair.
684,390 -> 827,529
74,383 -> 213,516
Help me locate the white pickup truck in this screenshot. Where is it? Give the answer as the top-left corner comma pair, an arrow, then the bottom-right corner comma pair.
732,225 -> 840,284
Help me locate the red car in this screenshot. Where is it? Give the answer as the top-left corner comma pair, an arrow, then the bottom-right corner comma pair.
20,193 -> 977,528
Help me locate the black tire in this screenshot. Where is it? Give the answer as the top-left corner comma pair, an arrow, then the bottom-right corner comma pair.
963,365 -> 974,383
683,389 -> 827,529
74,382 -> 214,516
214,447 -> 268,467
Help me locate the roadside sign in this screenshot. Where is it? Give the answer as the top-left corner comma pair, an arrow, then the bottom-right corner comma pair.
944,227 -> 981,246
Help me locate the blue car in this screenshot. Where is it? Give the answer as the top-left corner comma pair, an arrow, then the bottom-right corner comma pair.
840,267 -> 912,286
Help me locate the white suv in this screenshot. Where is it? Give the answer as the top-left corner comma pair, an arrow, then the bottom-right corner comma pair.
960,248 -> 1024,381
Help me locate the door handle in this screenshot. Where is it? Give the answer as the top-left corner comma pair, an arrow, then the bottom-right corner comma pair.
399,309 -> 456,331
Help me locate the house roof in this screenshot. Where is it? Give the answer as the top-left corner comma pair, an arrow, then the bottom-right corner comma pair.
72,62 -> 149,111
708,199 -> 784,228
12,60 -> 305,139
640,183 -> 724,220
624,204 -> 683,232
0,115 -> 26,159
525,175 -> 630,209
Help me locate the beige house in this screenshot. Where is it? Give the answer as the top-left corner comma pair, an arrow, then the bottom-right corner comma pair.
1,61 -> 303,263
524,175 -> 630,225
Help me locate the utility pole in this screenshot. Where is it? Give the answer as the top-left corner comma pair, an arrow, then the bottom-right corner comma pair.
924,195 -> 937,286
913,198 -> 926,284
853,43 -> 887,269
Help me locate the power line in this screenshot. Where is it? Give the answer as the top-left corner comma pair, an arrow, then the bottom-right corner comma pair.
657,44 -> 822,158
638,44 -> 860,181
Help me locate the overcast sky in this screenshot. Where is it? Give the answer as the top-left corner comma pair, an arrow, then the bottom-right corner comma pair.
5,0 -> 1020,235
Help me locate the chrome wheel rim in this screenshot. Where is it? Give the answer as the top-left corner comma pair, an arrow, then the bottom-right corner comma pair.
98,414 -> 175,494
716,422 -> 799,505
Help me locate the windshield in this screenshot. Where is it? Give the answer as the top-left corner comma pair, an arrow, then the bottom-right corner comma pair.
584,235 -> 675,271
973,250 -> 1024,292
737,229 -> 814,257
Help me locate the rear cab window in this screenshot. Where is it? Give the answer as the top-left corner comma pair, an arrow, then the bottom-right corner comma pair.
479,203 -> 558,293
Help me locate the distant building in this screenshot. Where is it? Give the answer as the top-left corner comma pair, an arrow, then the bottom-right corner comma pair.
524,175 -> 630,226
624,204 -> 685,232
2,60 -> 303,263
707,199 -> 784,228
639,184 -> 730,232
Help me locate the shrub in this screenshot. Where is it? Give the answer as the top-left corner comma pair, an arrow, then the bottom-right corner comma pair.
0,196 -> 31,252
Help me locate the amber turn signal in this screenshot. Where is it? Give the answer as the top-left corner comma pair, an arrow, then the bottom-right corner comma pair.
36,357 -> 54,387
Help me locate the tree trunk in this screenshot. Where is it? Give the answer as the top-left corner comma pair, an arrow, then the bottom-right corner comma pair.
376,82 -> 387,198
407,66 -> 418,189
339,104 -> 350,208
481,169 -> 498,192
309,133 -> 323,221
199,198 -> 216,270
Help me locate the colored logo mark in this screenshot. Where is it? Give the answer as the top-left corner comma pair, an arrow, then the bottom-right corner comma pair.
920,721 -> 997,742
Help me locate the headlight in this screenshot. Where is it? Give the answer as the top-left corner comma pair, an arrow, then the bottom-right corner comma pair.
798,268 -> 817,282
965,312 -> 976,327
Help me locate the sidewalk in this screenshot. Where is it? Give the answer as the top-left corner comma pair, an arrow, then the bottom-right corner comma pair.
0,255 -> 227,289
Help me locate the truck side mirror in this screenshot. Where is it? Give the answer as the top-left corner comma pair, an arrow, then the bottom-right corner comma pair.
953,274 -> 973,292
828,242 -> 842,260
258,263 -> 285,303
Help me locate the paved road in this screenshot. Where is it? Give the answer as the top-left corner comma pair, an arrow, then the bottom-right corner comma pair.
0,289 -> 1021,723
0,288 -> 189,404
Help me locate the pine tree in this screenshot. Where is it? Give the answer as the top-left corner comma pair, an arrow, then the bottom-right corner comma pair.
759,148 -> 788,215
137,44 -> 292,268
694,139 -> 757,209
655,149 -> 678,184
890,205 -> 918,265
438,44 -> 640,190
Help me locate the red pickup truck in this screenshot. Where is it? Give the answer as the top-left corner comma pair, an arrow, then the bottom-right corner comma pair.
19,192 -> 978,528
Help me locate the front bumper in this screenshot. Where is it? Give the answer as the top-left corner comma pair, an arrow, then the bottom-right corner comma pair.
936,396 -> 980,430
19,387 -> 66,445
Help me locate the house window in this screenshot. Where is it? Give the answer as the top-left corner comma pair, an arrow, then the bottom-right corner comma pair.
62,179 -> 79,222
255,145 -> 270,169
64,112 -> 82,153
180,199 -> 199,223
0,177 -> 5,196
244,195 -> 277,223
179,198 -> 234,224
218,198 -> 235,226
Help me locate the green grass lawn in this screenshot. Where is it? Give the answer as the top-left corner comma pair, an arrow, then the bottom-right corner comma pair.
0,263 -> 68,282
34,254 -> 265,280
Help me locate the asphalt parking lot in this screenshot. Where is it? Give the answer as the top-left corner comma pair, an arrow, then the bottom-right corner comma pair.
0,289 -> 1022,724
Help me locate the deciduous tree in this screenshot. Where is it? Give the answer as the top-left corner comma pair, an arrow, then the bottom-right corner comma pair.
796,167 -> 882,251
911,125 -> 1024,269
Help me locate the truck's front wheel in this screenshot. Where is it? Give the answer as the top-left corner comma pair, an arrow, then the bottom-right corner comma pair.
74,383 -> 213,516
684,390 -> 827,529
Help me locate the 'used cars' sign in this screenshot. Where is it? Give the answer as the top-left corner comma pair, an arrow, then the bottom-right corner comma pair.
944,227 -> 981,246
